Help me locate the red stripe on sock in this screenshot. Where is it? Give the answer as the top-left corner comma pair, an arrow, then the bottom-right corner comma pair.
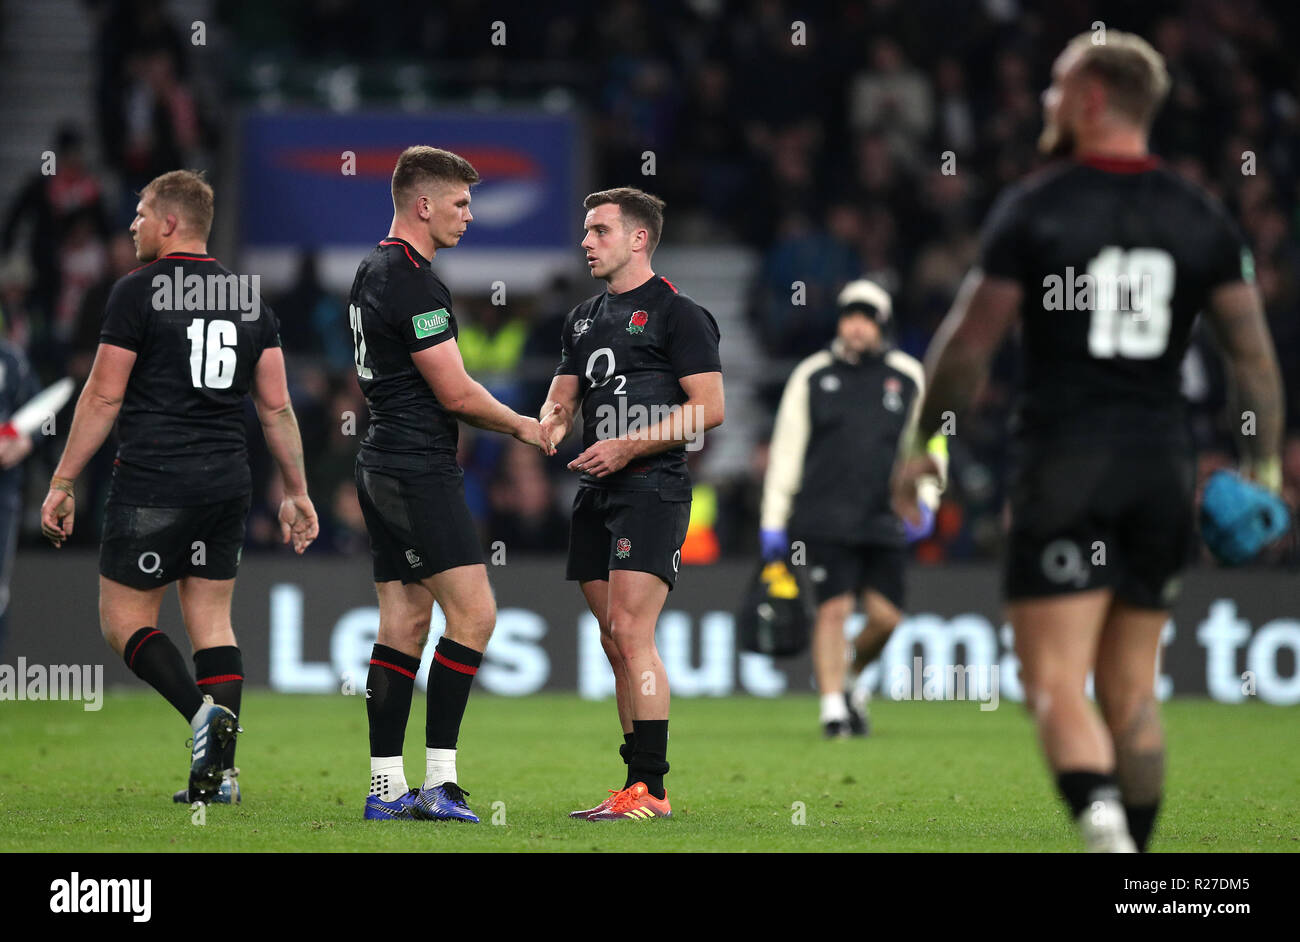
433,650 -> 478,675
127,629 -> 162,670
196,673 -> 244,685
370,658 -> 416,679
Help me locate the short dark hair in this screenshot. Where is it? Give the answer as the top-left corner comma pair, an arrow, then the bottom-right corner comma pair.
142,169 -> 214,239
1065,30 -> 1171,127
583,187 -> 666,253
391,146 -> 480,209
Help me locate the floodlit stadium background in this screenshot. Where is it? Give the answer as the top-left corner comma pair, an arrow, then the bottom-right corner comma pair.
1,0 -> 1297,699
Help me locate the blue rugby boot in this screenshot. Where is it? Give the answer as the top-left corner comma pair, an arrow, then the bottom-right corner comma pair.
174,768 -> 241,804
411,783 -> 480,822
364,788 -> 420,820
188,696 -> 238,804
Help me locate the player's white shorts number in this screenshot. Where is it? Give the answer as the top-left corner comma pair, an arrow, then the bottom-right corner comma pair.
185,318 -> 237,389
1085,246 -> 1175,359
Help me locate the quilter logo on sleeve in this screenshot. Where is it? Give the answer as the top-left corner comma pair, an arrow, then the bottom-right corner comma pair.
50,872 -> 151,922
412,309 -> 450,339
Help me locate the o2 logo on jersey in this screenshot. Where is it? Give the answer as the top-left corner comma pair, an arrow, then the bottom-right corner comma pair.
627,310 -> 649,335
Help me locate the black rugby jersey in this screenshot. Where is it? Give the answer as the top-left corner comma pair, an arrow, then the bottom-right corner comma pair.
348,238 -> 460,472
556,274 -> 721,493
978,154 -> 1250,447
99,252 -> 281,506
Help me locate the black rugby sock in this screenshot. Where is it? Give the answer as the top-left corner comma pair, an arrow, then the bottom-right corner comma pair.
1056,769 -> 1120,819
620,731 -> 636,789
425,637 -> 482,749
629,720 -> 669,800
194,646 -> 243,768
1125,802 -> 1160,852
123,627 -> 204,721
366,643 -> 420,756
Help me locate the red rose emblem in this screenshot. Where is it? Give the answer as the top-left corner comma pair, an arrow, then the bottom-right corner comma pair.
627,310 -> 648,334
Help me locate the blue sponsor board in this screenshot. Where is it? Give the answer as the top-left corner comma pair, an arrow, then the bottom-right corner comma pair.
240,112 -> 578,248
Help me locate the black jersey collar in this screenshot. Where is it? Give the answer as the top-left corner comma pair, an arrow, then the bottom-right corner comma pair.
606,273 -> 663,299
379,237 -> 429,268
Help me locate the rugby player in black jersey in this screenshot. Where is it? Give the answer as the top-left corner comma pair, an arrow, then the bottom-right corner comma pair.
351,147 -> 555,822
40,170 -> 319,805
898,33 -> 1284,851
538,188 -> 724,820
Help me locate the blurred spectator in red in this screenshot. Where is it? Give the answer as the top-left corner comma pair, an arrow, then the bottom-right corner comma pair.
2,126 -> 108,328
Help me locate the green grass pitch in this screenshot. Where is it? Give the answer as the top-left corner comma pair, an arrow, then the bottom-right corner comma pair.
1,693 -> 1296,852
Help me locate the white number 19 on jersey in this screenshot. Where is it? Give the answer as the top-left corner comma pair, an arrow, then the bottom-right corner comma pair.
1085,246 -> 1175,359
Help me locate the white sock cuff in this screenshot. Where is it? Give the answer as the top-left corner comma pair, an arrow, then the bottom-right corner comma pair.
424,747 -> 457,788
369,756 -> 407,800
820,691 -> 849,723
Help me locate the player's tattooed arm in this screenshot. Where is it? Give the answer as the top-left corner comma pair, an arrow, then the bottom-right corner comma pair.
539,374 -> 579,447
412,341 -> 555,455
42,343 -> 135,546
893,271 -> 1020,507
252,347 -> 319,553
1206,280 -> 1285,490
917,270 -> 1022,443
568,371 -> 724,477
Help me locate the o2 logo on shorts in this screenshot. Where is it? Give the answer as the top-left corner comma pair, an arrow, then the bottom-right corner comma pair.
1040,539 -> 1088,587
672,550 -> 681,573
137,551 -> 163,579
615,538 -> 632,559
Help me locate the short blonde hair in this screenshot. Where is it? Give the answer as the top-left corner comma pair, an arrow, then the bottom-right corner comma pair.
142,170 -> 214,239
1064,30 -> 1171,127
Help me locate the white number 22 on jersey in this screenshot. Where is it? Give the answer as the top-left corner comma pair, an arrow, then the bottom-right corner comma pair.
1085,246 -> 1175,359
186,318 -> 237,389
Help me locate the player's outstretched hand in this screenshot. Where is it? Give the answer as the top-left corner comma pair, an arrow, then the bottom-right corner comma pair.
279,493 -> 319,554
514,416 -> 557,457
568,439 -> 633,478
891,452 -> 941,524
539,403 -> 567,449
40,487 -> 75,548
